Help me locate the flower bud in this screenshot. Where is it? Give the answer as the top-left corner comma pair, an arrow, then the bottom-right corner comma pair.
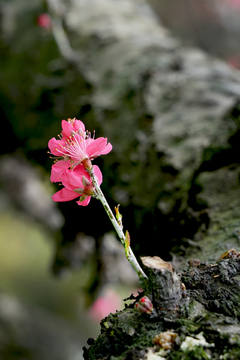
135,296 -> 153,314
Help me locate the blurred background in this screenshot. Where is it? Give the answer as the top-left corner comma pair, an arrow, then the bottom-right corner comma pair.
1,0 -> 240,358
148,0 -> 240,66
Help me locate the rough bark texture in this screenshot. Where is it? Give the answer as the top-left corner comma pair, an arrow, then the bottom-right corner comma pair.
58,0 -> 240,264
141,256 -> 188,317
54,0 -> 240,358
2,0 -> 240,358
84,254 -> 240,360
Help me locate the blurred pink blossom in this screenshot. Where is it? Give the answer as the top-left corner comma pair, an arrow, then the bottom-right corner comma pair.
89,289 -> 122,321
37,13 -> 51,29
227,53 -> 240,69
228,0 -> 240,8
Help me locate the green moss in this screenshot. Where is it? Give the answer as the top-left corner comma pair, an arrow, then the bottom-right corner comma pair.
85,307 -> 168,359
169,346 -> 211,360
220,347 -> 240,360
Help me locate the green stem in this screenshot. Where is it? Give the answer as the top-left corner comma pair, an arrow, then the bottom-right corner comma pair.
88,167 -> 147,282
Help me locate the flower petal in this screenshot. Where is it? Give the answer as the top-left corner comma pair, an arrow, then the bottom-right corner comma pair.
61,120 -> 74,138
61,165 -> 90,190
76,196 -> 91,206
53,159 -> 70,170
92,165 -> 103,186
86,137 -> 112,159
50,160 -> 70,182
99,142 -> 112,155
52,187 -> 79,202
73,119 -> 85,134
50,168 -> 62,183
48,137 -> 65,155
61,119 -> 86,137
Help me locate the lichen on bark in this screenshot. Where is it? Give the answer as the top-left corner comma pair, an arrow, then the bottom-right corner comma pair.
84,254 -> 240,360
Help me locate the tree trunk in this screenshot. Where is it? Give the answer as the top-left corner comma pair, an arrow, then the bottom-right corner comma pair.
84,254 -> 240,360
47,0 -> 240,358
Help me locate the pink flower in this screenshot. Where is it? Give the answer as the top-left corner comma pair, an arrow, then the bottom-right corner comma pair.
52,165 -> 102,206
48,118 -> 85,157
48,118 -> 112,174
61,118 -> 86,138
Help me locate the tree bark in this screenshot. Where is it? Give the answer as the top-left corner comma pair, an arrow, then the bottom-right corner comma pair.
2,0 -> 240,358
84,254 -> 240,360
51,0 -> 240,265
46,0 -> 240,358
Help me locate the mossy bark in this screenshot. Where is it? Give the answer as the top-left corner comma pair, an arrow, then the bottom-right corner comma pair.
47,1 -> 240,358
51,0 -> 240,267
84,254 -> 240,360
